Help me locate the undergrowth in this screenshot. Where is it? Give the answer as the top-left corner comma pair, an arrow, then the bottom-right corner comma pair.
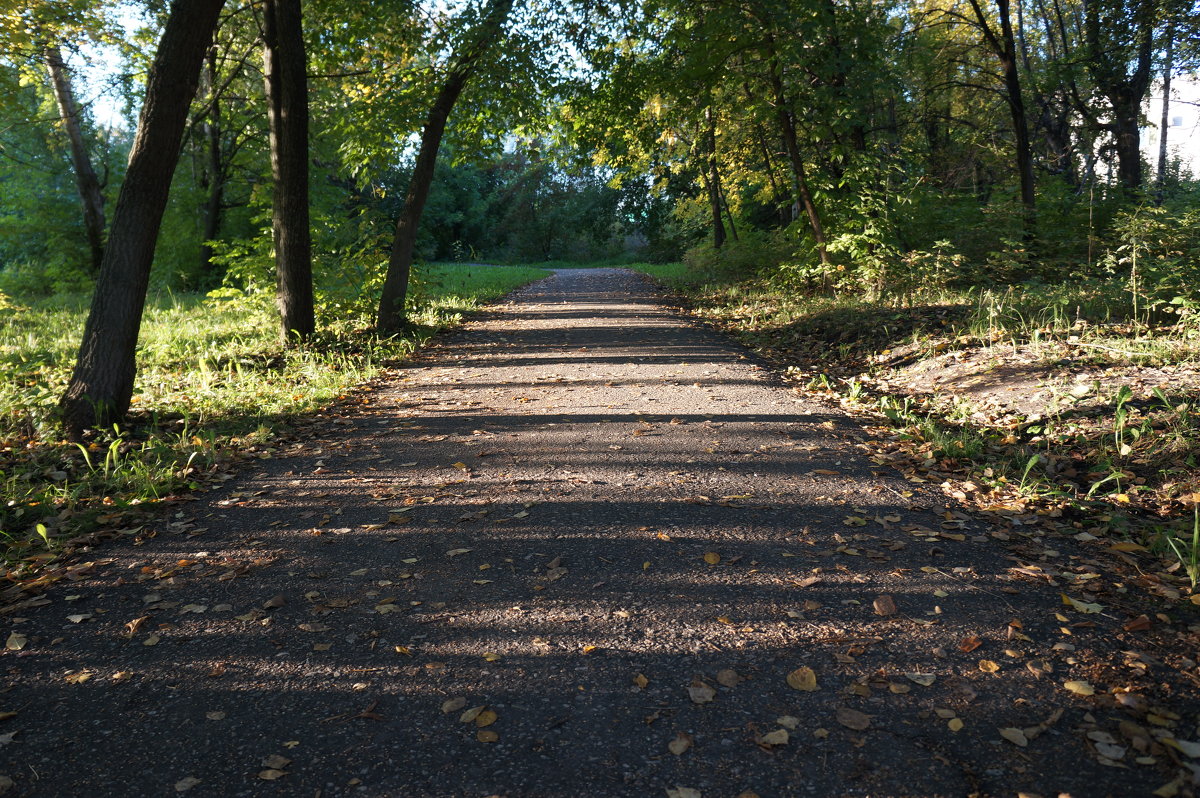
635,262 -> 1200,574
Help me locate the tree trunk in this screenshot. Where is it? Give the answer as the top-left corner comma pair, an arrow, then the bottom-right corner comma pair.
966,0 -> 1036,232
43,43 -> 106,273
263,0 -> 313,343
705,107 -> 726,249
376,0 -> 513,333
199,47 -> 224,279
59,0 -> 226,433
1156,24 -> 1173,203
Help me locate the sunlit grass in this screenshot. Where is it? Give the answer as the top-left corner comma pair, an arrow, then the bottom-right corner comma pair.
0,263 -> 548,558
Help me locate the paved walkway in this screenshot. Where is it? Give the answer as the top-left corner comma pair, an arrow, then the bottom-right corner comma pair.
1,269 -> 1176,796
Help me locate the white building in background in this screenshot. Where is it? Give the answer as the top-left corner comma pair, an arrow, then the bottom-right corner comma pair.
1142,74 -> 1200,181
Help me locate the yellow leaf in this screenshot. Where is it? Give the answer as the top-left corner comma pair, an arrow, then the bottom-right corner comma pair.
5,632 -> 27,651
65,671 -> 93,684
1064,680 -> 1095,696
394,645 -> 412,656
978,660 -> 1000,673
474,709 -> 498,727
703,552 -> 721,565
948,718 -> 964,732
1109,541 -> 1145,552
476,729 -> 499,743
786,666 -> 818,691
258,769 -> 286,780
633,673 -> 649,689
482,652 -> 501,662
1061,593 -> 1104,614
760,729 -> 789,746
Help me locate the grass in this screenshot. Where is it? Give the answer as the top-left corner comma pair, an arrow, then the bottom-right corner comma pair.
0,262 -> 548,561
632,262 -> 1200,571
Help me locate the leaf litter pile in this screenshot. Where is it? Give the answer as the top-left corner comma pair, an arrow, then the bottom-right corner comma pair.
2,269 -> 1198,797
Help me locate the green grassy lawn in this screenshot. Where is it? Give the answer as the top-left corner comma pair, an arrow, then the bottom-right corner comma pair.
0,263 -> 548,560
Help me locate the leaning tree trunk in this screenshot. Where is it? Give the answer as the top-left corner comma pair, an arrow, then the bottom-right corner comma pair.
705,107 -> 726,249
263,0 -> 313,343
59,0 -> 227,433
44,43 -> 106,273
376,70 -> 470,332
763,43 -> 829,266
376,0 -> 513,333
967,0 -> 1036,231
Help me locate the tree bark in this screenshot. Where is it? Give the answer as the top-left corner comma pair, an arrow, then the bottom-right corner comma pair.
263,0 -> 313,343
43,43 -> 106,273
765,48 -> 829,265
705,107 -> 726,249
1155,22 -> 1173,203
1083,0 -> 1155,194
59,0 -> 226,432
199,48 -> 223,277
199,47 -> 224,280
376,0 -> 513,333
966,0 -> 1037,226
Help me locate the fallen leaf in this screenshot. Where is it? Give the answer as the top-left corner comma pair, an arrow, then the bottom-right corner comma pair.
906,672 -> 936,686
1061,593 -> 1103,614
474,710 -> 498,728
65,671 -> 93,684
760,729 -> 789,746
446,548 -> 472,557
633,673 -> 649,689
668,732 -> 693,755
958,635 -> 982,653
688,683 -> 716,704
111,670 -> 134,683
703,552 -> 721,565
5,633 -> 27,651
873,595 -> 897,616
175,777 -> 201,792
442,697 -> 467,714
298,623 -> 330,633
1064,680 -> 1096,696
948,718 -> 964,732
460,706 -> 485,723
1000,727 -> 1028,747
836,707 -> 871,730
258,769 -> 286,781
263,595 -> 286,610
143,634 -> 161,647
482,652 -> 501,662
261,755 -> 292,769
978,660 -> 1000,673
716,669 -> 741,688
786,666 -> 818,691
206,711 -> 225,721
666,789 -> 701,798
476,730 -> 499,743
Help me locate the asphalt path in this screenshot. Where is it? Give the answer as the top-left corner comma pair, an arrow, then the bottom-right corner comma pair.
1,268 -> 1179,797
